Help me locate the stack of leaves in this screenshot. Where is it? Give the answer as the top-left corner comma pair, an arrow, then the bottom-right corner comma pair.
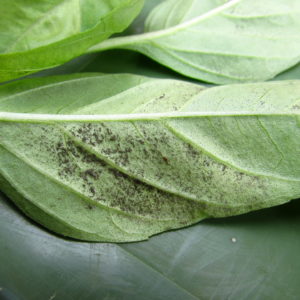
0,0 -> 300,243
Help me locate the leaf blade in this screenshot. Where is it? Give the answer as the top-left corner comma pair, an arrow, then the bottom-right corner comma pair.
0,74 -> 299,242
89,0 -> 300,84
0,0 -> 144,82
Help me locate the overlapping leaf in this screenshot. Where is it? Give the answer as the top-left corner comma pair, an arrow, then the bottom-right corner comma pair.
89,0 -> 300,84
0,0 -> 144,82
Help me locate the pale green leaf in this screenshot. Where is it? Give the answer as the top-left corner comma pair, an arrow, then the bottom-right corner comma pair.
122,0 -> 163,35
89,0 -> 300,84
274,63 -> 300,80
0,74 -> 299,242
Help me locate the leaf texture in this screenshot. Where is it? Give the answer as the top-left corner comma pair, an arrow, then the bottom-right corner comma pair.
0,74 -> 299,242
0,0 -> 144,82
89,0 -> 300,84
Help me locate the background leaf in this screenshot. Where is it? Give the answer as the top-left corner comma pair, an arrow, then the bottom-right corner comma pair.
0,0 -> 144,82
122,0 -> 163,35
1,191 -> 300,300
89,0 -> 300,84
28,50 -> 300,84
273,63 -> 300,81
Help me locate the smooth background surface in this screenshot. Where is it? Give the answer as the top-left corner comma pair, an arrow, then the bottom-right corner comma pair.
1,192 -> 300,300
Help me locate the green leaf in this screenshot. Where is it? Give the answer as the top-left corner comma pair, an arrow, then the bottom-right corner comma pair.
82,50 -> 193,80
1,191 -> 300,299
0,74 -> 299,242
89,0 -> 300,84
0,0 -> 144,82
273,63 -> 300,80
122,0 -> 163,35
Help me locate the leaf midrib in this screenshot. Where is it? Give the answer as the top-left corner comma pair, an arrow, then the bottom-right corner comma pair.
88,0 -> 242,53
0,111 -> 299,123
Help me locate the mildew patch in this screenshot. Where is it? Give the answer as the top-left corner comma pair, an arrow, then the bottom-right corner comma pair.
8,123 -> 203,220
1,122 -> 294,222
61,120 -> 279,217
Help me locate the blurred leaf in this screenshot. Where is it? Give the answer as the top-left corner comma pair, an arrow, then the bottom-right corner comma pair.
0,0 -> 143,82
89,0 -> 300,84
27,48 -> 300,84
122,0 -> 163,35
82,50 -> 190,80
273,63 -> 300,81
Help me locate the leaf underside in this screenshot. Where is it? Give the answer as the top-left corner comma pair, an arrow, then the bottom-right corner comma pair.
0,74 -> 299,242
90,0 -> 300,84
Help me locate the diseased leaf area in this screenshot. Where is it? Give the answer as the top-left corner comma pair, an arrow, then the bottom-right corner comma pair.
0,74 -> 299,242
90,0 -> 300,84
0,0 -> 144,81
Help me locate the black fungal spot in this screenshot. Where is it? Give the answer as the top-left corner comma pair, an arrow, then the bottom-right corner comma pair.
109,168 -> 127,180
186,144 -> 199,158
236,172 -> 245,181
292,104 -> 300,110
162,156 -> 169,164
89,187 -> 96,196
86,204 -> 94,210
83,169 -> 99,180
203,159 -> 210,167
109,135 -> 117,141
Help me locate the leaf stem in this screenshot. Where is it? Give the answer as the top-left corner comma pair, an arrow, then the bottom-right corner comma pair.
87,0 -> 242,53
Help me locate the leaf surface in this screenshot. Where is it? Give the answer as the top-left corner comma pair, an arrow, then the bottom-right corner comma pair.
0,74 -> 299,242
0,0 -> 144,82
89,0 -> 300,84
274,63 -> 300,80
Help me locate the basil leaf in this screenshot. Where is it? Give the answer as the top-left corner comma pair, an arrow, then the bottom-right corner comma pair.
0,74 -> 299,242
0,0 -> 144,82
123,0 -> 163,35
274,63 -> 300,80
89,0 -> 300,84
